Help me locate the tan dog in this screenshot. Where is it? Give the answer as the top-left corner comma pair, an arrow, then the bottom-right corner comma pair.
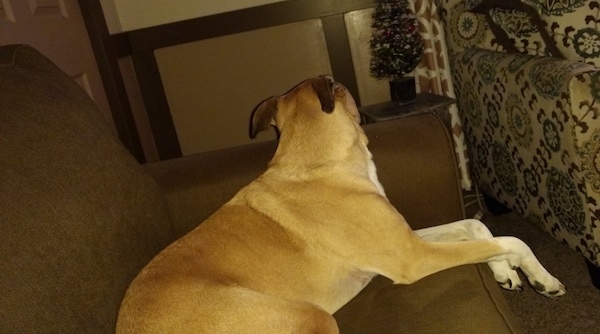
116,76 -> 565,333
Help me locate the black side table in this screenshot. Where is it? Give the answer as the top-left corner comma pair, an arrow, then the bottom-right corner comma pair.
359,93 -> 456,125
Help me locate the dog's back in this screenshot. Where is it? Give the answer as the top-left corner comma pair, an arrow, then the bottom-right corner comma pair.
117,170 -> 378,333
117,76 -> 387,333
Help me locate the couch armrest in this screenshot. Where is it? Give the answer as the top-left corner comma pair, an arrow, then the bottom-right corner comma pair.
144,113 -> 465,237
365,113 -> 465,229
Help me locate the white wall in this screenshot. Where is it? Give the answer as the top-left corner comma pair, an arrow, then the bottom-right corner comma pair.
100,0 -> 287,33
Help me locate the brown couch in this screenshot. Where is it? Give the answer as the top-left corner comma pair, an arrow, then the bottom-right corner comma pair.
0,45 -> 523,333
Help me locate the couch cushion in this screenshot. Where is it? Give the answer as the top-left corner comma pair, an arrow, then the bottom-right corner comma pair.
0,45 -> 173,333
334,265 -> 523,333
144,140 -> 278,238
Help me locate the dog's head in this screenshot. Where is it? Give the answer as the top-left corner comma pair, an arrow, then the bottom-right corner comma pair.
249,76 -> 361,139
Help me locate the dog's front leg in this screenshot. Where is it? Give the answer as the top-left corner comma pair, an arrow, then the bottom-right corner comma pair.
415,219 -> 523,291
411,219 -> 565,298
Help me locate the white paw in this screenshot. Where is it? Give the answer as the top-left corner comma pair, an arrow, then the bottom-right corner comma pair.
488,261 -> 523,291
529,274 -> 566,298
519,255 -> 566,298
496,237 -> 566,298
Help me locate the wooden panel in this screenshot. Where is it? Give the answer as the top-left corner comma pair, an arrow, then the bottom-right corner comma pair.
132,51 -> 182,159
322,14 -> 361,106
79,0 -> 146,162
117,56 -> 159,162
155,19 -> 332,155
116,0 -> 377,55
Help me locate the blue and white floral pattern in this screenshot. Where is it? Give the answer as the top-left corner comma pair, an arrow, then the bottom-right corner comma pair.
506,93 -> 533,147
579,129 -> 600,193
574,28 -> 600,59
544,0 -> 600,65
527,0 -> 587,15
451,49 -> 600,266
530,59 -> 589,98
546,167 -> 586,235
492,142 -> 519,195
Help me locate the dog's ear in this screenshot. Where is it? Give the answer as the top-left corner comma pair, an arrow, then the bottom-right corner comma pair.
311,76 -> 335,113
249,97 -> 278,139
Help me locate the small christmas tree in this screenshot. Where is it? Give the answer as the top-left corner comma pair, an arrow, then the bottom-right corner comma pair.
369,0 -> 423,81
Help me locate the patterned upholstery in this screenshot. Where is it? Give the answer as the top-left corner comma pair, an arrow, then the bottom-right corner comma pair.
532,0 -> 600,65
439,0 -> 600,63
437,0 -> 600,266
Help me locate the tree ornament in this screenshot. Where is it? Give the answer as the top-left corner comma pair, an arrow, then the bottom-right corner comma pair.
369,0 -> 423,80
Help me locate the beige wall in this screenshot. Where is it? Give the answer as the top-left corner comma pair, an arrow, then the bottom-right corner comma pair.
155,19 -> 332,156
155,9 -> 391,156
100,0 -> 286,33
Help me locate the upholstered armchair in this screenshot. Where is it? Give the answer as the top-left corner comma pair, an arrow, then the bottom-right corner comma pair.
436,0 -> 600,285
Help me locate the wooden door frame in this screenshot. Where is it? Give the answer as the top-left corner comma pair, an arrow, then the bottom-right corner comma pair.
78,0 -> 146,162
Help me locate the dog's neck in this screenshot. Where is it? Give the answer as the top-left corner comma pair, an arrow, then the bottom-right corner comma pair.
267,112 -> 386,196
271,112 -> 363,164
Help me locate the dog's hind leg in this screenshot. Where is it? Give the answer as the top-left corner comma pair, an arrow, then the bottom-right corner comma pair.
415,219 -> 523,291
120,283 -> 340,334
411,219 -> 564,297
210,287 -> 340,334
204,289 -> 340,334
